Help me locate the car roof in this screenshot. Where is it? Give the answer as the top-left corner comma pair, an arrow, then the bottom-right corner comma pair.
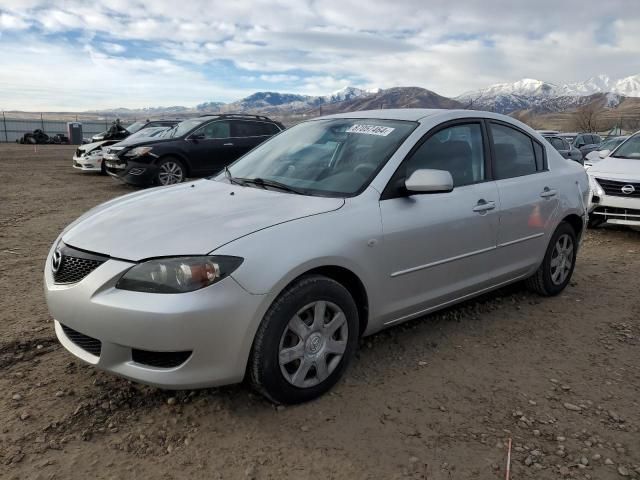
322,109 -> 447,122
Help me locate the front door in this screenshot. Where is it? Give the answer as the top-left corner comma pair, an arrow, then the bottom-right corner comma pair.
187,120 -> 235,174
377,121 -> 500,325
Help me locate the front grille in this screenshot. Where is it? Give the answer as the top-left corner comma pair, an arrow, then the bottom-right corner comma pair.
75,148 -> 82,157
52,244 -> 108,284
592,206 -> 640,221
61,324 -> 102,356
595,178 -> 640,198
132,349 -> 192,368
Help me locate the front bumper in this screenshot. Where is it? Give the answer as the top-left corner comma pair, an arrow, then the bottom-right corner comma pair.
45,248 -> 267,389
72,154 -> 103,172
105,158 -> 157,186
589,178 -> 640,226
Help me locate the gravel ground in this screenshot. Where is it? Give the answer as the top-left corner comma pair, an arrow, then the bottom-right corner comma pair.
0,144 -> 639,480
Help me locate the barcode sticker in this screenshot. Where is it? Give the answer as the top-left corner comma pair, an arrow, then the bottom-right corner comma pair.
345,124 -> 395,136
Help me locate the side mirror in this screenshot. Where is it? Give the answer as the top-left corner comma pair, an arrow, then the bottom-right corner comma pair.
405,169 -> 454,194
598,149 -> 610,159
189,133 -> 205,141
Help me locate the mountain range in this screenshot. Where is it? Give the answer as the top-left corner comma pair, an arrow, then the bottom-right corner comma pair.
85,73 -> 640,119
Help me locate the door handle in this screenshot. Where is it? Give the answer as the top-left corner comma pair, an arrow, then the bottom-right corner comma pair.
473,199 -> 496,213
223,142 -> 234,146
540,187 -> 557,198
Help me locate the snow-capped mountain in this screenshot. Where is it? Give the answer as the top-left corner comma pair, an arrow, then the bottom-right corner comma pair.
457,74 -> 640,113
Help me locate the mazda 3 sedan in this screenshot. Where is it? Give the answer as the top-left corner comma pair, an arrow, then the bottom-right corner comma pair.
45,109 -> 589,404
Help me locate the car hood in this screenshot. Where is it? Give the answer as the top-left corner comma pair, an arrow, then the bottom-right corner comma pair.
588,157 -> 640,180
61,180 -> 345,261
79,140 -> 110,152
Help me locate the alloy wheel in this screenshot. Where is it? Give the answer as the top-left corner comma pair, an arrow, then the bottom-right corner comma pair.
158,161 -> 184,185
278,301 -> 348,388
550,233 -> 574,285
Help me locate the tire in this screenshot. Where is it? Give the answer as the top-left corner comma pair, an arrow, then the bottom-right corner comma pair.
249,275 -> 359,404
100,159 -> 107,175
526,222 -> 577,296
155,157 -> 186,186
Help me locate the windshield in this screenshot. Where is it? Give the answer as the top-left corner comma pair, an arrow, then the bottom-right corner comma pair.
218,118 -> 416,197
164,118 -> 207,138
600,136 -> 625,151
611,135 -> 640,159
126,121 -> 146,134
126,126 -> 169,141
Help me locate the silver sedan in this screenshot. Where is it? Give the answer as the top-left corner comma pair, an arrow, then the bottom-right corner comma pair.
45,109 -> 589,404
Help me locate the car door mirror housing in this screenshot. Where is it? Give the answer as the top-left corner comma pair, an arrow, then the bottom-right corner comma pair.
190,133 -> 205,141
404,169 -> 454,194
598,149 -> 610,159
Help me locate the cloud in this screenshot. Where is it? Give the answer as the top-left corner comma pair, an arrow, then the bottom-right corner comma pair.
0,0 -> 639,110
101,42 -> 126,54
0,12 -> 30,30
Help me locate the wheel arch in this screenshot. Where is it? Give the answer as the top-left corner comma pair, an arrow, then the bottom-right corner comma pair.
278,265 -> 369,338
155,153 -> 191,177
561,213 -> 584,242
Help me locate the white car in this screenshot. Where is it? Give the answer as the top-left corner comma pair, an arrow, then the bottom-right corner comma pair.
72,127 -> 172,174
587,132 -> 640,227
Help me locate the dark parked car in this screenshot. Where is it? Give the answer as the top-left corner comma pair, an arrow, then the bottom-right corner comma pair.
557,132 -> 602,159
105,114 -> 284,186
543,135 -> 584,163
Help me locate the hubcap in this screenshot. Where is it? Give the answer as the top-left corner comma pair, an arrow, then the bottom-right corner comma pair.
278,301 -> 348,388
550,233 -> 574,285
158,162 -> 183,185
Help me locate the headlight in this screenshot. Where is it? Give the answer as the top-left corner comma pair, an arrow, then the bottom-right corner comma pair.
588,176 -> 604,197
88,149 -> 102,157
125,146 -> 154,158
116,256 -> 243,293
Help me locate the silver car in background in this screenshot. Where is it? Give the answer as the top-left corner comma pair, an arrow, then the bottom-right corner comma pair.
45,109 -> 588,404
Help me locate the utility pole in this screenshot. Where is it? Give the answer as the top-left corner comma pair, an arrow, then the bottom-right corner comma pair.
2,111 -> 8,143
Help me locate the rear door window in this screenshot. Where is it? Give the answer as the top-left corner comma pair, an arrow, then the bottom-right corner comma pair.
232,121 -> 274,137
490,123 -> 538,179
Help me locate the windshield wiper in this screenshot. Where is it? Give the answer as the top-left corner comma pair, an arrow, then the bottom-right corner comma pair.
234,177 -> 306,195
224,166 -> 245,186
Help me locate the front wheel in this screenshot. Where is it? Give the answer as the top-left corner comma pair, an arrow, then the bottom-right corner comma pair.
526,222 -> 577,296
155,157 -> 185,186
249,275 -> 359,404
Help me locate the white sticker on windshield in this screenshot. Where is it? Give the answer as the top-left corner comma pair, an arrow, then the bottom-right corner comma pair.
346,124 -> 395,136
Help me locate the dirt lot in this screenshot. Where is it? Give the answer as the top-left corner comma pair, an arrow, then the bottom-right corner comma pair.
0,143 -> 638,480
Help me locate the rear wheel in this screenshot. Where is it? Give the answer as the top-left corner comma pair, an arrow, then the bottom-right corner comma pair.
526,222 -> 577,296
156,157 -> 185,186
249,275 -> 359,404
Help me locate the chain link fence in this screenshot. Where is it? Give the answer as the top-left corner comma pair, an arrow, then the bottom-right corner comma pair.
0,114 -> 132,143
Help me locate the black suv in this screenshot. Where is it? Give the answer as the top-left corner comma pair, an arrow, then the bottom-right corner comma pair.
105,114 -> 284,186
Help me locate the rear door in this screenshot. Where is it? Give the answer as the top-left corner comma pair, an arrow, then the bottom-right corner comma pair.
488,121 -> 559,281
231,121 -> 279,158
377,120 -> 500,324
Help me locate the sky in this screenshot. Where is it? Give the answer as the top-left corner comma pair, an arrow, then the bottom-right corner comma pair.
0,0 -> 639,111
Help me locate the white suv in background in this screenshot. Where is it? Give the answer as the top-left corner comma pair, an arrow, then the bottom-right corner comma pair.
587,132 -> 640,227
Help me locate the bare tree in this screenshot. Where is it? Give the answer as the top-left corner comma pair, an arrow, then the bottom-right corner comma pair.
511,110 -> 545,129
622,116 -> 640,133
571,103 -> 603,132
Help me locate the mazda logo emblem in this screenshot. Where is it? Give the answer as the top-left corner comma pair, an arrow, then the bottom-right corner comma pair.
52,249 -> 62,273
621,184 -> 635,195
